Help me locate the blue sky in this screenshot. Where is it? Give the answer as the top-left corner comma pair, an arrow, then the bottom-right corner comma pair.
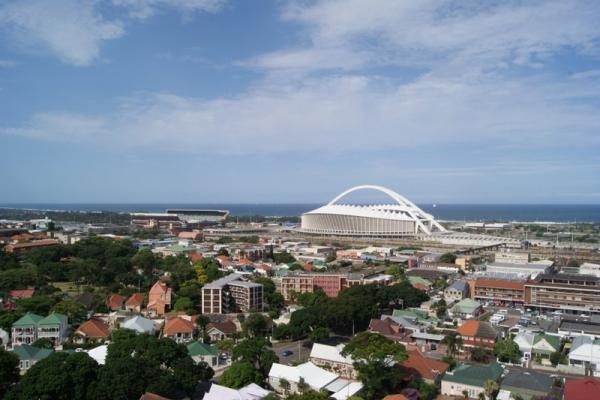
1,0 -> 600,204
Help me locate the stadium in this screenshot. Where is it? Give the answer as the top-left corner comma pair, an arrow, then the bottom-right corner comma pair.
300,185 -> 446,237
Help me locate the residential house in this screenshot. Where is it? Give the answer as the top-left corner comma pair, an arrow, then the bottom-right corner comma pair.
441,362 -> 503,398
531,334 -> 560,365
74,292 -> 96,314
449,298 -> 483,320
11,312 -> 43,347
398,348 -> 449,384
125,293 -> 145,313
268,361 -> 363,399
74,318 -> 110,343
568,336 -> 600,373
147,281 -> 172,316
121,315 -> 156,334
186,341 -> 220,367
368,318 -> 410,342
206,321 -> 237,342
106,294 -> 125,311
444,280 -> 469,303
564,377 -> 600,400
456,320 -> 498,349
163,316 -> 195,343
500,369 -> 555,400
309,343 -> 356,379
12,344 -> 53,373
513,331 -> 536,363
37,313 -> 69,346
202,383 -> 272,400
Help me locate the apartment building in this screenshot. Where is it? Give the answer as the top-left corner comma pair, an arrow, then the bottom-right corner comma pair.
473,278 -> 525,306
524,273 -> 600,314
202,273 -> 263,314
279,272 -> 390,301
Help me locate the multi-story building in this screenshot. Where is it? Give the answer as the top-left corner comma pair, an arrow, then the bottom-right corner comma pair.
279,272 -> 391,301
444,281 -> 469,303
473,278 -> 525,306
202,274 -> 263,314
525,273 -> 600,314
36,313 -> 68,346
11,313 -> 43,347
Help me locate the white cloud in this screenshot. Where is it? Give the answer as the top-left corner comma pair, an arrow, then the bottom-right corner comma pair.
112,0 -> 227,19
0,0 -> 228,66
3,71 -> 600,154
0,59 -> 17,68
0,0 -> 124,66
252,0 -> 600,72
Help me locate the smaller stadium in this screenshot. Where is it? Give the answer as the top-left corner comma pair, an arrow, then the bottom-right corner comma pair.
300,185 -> 446,237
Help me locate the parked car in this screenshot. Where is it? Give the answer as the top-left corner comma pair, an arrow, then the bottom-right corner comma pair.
281,350 -> 293,357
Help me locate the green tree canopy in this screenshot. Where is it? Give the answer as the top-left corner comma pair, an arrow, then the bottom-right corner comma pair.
0,348 -> 19,398
219,361 -> 264,389
341,332 -> 408,399
493,339 -> 521,363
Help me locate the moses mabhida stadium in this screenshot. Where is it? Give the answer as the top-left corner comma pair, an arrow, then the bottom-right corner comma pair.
300,185 -> 446,238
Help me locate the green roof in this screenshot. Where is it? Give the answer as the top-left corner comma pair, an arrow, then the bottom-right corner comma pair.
12,312 -> 44,328
12,344 -> 53,361
38,313 -> 68,326
408,276 -> 432,286
187,341 -> 218,357
392,309 -> 438,323
450,298 -> 482,314
443,362 -> 503,387
533,334 -> 560,354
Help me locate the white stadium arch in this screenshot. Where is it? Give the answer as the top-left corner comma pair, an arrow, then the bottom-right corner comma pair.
300,185 -> 446,237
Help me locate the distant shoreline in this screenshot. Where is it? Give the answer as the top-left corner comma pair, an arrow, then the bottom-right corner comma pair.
1,203 -> 600,223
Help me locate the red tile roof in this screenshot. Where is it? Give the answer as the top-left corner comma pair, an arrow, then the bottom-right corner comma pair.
398,349 -> 449,381
565,377 -> 600,400
164,317 -> 194,336
149,281 -> 170,296
368,318 -> 404,338
4,239 -> 59,252
189,253 -> 203,263
207,321 -> 237,334
126,293 -> 144,307
139,393 -> 171,400
107,294 -> 125,310
76,319 -> 110,338
238,258 -> 253,266
457,320 -> 497,339
9,288 -> 35,299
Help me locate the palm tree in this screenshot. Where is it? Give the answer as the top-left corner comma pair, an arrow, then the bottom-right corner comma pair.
483,379 -> 499,400
443,332 -> 463,357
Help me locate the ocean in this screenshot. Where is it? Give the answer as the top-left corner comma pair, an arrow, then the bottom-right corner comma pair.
1,203 -> 600,222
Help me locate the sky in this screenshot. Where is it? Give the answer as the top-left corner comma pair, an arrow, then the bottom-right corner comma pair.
1,0 -> 600,204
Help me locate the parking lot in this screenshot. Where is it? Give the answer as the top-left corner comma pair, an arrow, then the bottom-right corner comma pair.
272,339 -> 311,365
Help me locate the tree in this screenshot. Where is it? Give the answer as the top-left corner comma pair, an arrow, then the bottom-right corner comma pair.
470,346 -> 488,363
173,297 -> 194,313
483,379 -> 499,400
286,391 -> 330,400
242,313 -> 270,338
493,339 -> 521,363
0,348 -> 19,398
232,337 -> 278,382
443,332 -> 463,357
432,299 -> 447,319
16,296 -> 57,315
309,327 -> 330,343
7,352 -> 99,400
550,351 -> 565,367
440,253 -> 457,264
341,332 -> 407,399
279,377 -> 291,394
219,361 -> 263,389
51,300 -> 87,323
